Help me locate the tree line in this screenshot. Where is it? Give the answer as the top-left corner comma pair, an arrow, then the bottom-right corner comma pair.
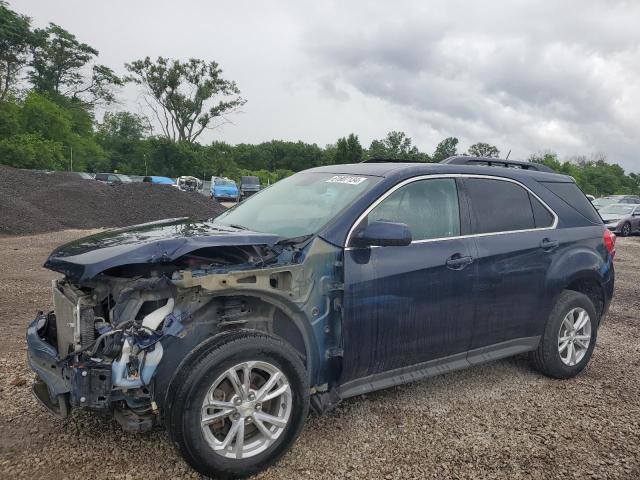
1,1 -> 638,195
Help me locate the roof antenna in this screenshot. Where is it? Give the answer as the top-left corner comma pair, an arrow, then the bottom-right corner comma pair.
505,150 -> 511,160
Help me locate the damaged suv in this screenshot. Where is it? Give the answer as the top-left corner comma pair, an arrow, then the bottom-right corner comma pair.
27,158 -> 615,478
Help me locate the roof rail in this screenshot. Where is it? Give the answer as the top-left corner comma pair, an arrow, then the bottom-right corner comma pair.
361,157 -> 425,163
441,155 -> 555,173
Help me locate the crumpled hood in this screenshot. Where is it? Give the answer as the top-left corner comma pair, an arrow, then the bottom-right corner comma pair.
44,217 -> 281,282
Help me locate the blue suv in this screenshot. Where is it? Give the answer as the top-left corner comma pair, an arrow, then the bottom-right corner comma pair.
27,157 -> 615,478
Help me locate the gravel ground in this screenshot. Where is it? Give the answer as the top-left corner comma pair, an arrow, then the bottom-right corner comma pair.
0,231 -> 639,479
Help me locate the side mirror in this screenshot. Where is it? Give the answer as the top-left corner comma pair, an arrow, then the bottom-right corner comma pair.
351,221 -> 412,248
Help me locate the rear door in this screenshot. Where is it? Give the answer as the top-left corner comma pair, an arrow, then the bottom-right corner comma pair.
341,177 -> 477,382
461,177 -> 558,354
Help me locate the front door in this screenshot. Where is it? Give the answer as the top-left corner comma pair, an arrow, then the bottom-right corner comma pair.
340,177 -> 477,383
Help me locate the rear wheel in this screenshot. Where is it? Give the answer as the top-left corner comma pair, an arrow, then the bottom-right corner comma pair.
621,222 -> 631,237
530,290 -> 598,379
167,332 -> 308,479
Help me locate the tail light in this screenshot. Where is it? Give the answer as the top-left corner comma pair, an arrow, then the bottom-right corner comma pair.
603,228 -> 616,258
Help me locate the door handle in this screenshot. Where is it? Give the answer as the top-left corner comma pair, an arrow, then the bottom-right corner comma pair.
446,254 -> 474,270
540,238 -> 559,252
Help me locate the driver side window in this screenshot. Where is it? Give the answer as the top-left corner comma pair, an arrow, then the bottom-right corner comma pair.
367,178 -> 461,241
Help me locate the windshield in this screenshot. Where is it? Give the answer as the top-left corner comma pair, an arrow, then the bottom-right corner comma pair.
242,177 -> 259,185
215,179 -> 236,187
600,205 -> 635,215
215,172 -> 380,237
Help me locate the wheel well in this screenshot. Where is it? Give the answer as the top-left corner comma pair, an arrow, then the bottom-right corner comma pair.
214,295 -> 309,365
566,278 -> 604,318
154,294 -> 314,411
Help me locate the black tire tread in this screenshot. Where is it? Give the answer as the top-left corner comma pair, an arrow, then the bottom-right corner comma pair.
166,330 -> 308,479
621,222 -> 631,237
530,290 -> 598,379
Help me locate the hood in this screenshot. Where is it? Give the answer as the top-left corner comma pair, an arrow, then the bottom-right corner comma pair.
44,217 -> 281,282
214,185 -> 238,193
599,213 -> 621,222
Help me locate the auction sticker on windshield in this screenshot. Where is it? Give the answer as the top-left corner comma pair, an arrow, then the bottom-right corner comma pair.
325,175 -> 367,185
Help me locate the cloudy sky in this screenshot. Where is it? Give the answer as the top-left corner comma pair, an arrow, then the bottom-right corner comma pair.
14,0 -> 640,171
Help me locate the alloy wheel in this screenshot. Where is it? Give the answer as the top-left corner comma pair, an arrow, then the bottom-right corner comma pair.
622,223 -> 631,236
200,361 -> 292,459
558,307 -> 592,366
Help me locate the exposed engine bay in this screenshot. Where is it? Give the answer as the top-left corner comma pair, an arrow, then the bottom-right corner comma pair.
28,231 -> 343,432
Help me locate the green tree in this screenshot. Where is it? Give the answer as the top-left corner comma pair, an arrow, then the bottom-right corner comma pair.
0,1 -> 32,100
29,23 -> 121,105
529,151 -> 562,171
432,137 -> 458,163
18,91 -> 104,171
0,132 -> 65,169
335,133 -> 363,164
368,131 -> 430,161
0,98 -> 21,136
96,111 -> 150,173
125,57 -> 246,143
530,151 -> 639,196
467,142 -> 500,158
20,90 -> 74,143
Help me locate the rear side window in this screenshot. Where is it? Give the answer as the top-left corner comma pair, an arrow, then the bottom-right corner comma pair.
464,178 -> 535,234
529,193 -> 554,228
540,181 -> 601,224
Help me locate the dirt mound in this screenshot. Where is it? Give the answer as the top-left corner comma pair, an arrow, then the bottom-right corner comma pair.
0,166 -> 226,235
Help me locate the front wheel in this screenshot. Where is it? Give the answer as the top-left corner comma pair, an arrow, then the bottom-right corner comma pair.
167,332 -> 309,479
530,290 -> 598,379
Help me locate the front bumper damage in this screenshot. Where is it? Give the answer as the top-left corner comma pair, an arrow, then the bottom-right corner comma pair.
27,228 -> 345,429
27,313 -> 72,417
27,279 -> 184,431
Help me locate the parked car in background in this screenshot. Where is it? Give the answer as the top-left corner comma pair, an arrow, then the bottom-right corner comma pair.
210,177 -> 240,202
142,176 -> 175,185
71,172 -> 94,180
176,176 -> 203,192
592,195 -> 640,210
240,175 -> 261,199
95,173 -> 133,185
585,194 -> 595,202
27,156 -> 614,478
599,203 -> 640,236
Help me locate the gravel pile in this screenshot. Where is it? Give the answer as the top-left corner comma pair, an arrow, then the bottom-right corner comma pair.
0,232 -> 639,479
0,166 -> 225,236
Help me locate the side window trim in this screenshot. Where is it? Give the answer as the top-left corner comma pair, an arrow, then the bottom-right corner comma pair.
345,174 -> 558,248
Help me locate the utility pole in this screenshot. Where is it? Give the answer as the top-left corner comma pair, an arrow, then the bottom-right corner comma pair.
144,154 -> 148,176
69,146 -> 73,171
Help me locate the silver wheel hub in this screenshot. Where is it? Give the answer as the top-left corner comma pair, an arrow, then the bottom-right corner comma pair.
200,361 -> 292,460
558,307 -> 592,366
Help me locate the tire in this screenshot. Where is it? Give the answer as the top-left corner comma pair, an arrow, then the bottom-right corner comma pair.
620,222 -> 631,237
530,290 -> 599,379
166,331 -> 309,479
